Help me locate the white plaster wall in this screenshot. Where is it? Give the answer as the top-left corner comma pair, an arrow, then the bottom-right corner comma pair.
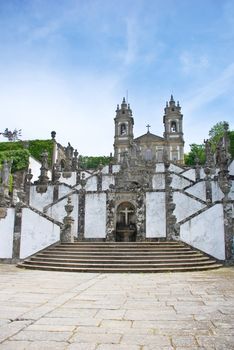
152,174 -> 165,190
230,180 -> 234,200
102,175 -> 115,191
229,160 -> 234,176
58,184 -> 73,199
212,182 -> 224,202
101,165 -> 109,174
29,185 -> 54,211
29,156 -> 41,183
180,204 -> 225,260
155,163 -> 165,173
47,193 -> 78,237
174,192 -> 206,222
171,174 -> 191,189
20,208 -> 60,259
85,193 -> 106,238
85,176 -> 97,191
60,172 -> 77,186
169,164 -> 184,174
182,169 -> 196,181
185,182 -> 206,201
146,192 -> 166,238
0,208 -> 15,258
113,165 -> 121,173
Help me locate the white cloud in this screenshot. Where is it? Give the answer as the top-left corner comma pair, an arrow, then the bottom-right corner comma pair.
183,62 -> 234,115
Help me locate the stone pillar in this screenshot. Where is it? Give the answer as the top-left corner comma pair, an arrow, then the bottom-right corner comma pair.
52,160 -> 61,202
106,191 -> 115,241
78,190 -> 85,240
136,188 -> 146,241
164,158 -> 178,240
77,173 -> 86,241
97,164 -> 103,192
217,141 -> 233,261
12,186 -> 26,260
109,153 -> 113,174
24,169 -> 33,205
204,166 -> 212,205
60,197 -> 74,243
195,157 -> 201,181
218,166 -> 233,261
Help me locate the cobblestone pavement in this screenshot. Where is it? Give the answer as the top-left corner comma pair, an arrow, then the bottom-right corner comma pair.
0,265 -> 233,350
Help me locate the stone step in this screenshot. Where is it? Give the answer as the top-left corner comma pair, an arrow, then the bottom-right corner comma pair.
60,242 -> 185,247
48,247 -> 192,252
38,250 -> 202,258
36,252 -> 204,260
18,240 -> 223,273
17,262 -> 223,273
30,256 -> 211,264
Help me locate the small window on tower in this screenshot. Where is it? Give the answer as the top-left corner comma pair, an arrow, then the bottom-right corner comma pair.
120,124 -> 127,135
170,121 -> 177,132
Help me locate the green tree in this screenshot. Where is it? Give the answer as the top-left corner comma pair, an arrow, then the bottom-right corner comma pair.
208,121 -> 229,150
79,156 -> 111,169
184,144 -> 205,166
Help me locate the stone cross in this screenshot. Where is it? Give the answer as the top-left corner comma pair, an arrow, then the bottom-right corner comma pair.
146,124 -> 151,133
120,207 -> 134,225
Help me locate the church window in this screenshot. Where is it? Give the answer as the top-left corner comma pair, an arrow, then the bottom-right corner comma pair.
120,123 -> 127,135
170,121 -> 177,132
144,148 -> 153,161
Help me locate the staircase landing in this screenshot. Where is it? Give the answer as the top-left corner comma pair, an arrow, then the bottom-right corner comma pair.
17,241 -> 223,273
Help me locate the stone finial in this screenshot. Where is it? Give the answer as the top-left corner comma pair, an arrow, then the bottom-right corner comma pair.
51,131 -> 56,139
109,152 -> 113,174
63,143 -> 74,177
60,197 -> 74,243
80,172 -> 86,189
195,156 -> 201,181
163,149 -> 170,169
52,160 -> 61,184
72,149 -> 79,171
0,160 -> 12,209
26,168 -> 33,185
0,160 -> 12,195
36,151 -> 49,193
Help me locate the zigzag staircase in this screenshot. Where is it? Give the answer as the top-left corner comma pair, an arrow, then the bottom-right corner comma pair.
18,241 -> 222,273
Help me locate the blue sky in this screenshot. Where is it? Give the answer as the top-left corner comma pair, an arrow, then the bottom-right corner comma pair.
0,0 -> 234,155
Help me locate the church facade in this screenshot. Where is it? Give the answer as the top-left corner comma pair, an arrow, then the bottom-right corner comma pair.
114,95 -> 184,164
0,96 -> 233,264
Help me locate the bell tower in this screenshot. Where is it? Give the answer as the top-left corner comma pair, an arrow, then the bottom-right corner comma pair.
114,97 -> 134,162
163,95 -> 184,163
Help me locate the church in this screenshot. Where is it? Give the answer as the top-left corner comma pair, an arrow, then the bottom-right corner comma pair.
114,95 -> 184,164
0,95 -> 233,272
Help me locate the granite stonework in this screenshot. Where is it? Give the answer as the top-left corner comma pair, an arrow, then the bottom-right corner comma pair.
0,97 -> 233,263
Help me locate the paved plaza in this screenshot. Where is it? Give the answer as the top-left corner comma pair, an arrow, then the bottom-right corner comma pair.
0,265 -> 233,350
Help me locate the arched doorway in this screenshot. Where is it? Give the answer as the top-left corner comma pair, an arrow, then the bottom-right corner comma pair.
116,202 -> 136,242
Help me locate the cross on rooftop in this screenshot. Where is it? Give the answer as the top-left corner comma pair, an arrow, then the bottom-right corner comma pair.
146,124 -> 151,133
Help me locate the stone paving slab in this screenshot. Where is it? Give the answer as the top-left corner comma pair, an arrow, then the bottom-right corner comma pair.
0,264 -> 233,349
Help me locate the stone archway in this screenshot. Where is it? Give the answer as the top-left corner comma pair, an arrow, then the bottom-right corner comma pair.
116,202 -> 136,242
